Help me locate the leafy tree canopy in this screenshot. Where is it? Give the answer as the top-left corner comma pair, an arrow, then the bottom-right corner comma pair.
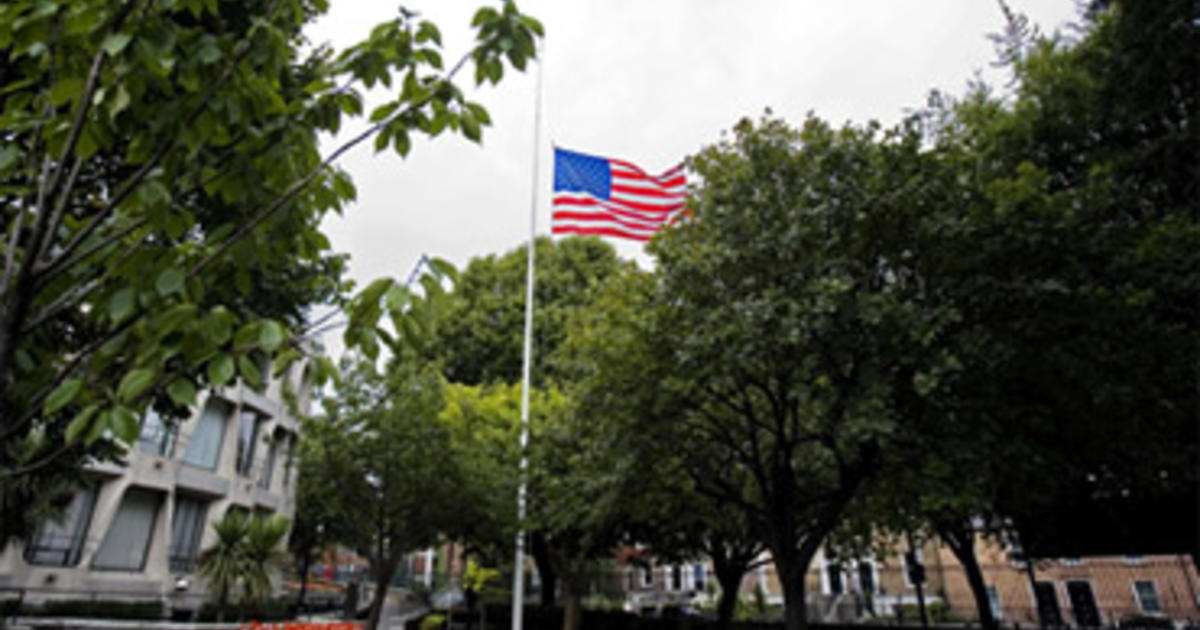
0,0 -> 542,542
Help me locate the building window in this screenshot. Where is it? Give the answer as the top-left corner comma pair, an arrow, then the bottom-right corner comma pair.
258,431 -> 280,489
92,488 -> 161,571
663,565 -> 682,591
137,408 -> 177,457
24,487 -> 97,566
693,564 -> 706,592
236,409 -> 265,477
1134,581 -> 1161,613
902,548 -> 925,588
857,560 -> 876,594
168,495 -> 208,574
827,563 -> 844,595
642,566 -> 653,588
182,398 -> 230,470
987,585 -> 1003,619
281,433 -> 297,489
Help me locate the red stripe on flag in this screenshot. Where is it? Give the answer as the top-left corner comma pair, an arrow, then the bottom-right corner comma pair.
552,224 -> 652,242
553,195 -> 679,222
551,210 -> 664,233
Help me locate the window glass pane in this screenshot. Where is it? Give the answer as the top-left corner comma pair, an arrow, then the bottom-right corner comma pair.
93,488 -> 160,571
828,564 -> 843,595
694,564 -> 705,590
987,585 -> 1002,618
169,495 -> 208,573
1135,581 -> 1160,613
138,408 -> 176,456
24,487 -> 97,566
236,410 -> 263,477
182,399 -> 230,470
258,433 -> 278,489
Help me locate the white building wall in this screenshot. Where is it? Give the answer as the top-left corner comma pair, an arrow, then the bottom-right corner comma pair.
0,367 -> 308,614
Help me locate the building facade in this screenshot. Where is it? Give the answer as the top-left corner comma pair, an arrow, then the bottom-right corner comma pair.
0,369 -> 310,615
619,539 -> 1200,627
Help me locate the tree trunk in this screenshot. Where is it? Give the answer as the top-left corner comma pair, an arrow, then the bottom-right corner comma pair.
296,553 -> 312,615
530,532 -> 558,608
777,562 -> 808,630
216,586 -> 228,624
942,527 -> 997,630
559,579 -> 582,630
714,564 -> 743,630
364,553 -> 401,630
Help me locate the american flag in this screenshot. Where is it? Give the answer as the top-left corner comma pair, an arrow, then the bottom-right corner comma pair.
551,147 -> 686,242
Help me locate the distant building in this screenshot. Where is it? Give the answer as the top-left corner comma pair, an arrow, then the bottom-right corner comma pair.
617,538 -> 1200,626
0,367 -> 311,616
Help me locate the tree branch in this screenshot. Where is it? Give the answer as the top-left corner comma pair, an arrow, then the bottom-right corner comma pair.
188,49 -> 474,280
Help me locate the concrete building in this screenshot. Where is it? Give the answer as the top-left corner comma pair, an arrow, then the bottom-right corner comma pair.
0,368 -> 310,615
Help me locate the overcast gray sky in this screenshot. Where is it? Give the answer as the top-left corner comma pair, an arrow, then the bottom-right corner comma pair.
305,1 -> 1079,355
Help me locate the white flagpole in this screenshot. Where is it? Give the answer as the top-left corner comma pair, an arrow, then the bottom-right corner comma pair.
512,39 -> 545,630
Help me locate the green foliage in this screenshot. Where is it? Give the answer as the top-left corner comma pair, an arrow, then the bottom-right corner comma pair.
419,613 -> 447,630
436,236 -> 631,386
197,510 -> 291,621
0,0 -> 542,546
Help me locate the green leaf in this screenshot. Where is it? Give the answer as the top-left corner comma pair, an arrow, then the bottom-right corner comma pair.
208,353 -> 234,385
108,287 -> 135,322
65,405 -> 100,444
238,354 -> 262,387
110,407 -> 140,442
234,321 -> 260,349
156,267 -> 186,296
0,145 -> 20,172
259,319 -> 285,351
102,32 -> 133,57
167,378 -> 196,407
49,77 -> 84,106
206,307 -> 234,344
392,128 -> 411,157
117,368 -> 156,403
461,113 -> 481,142
370,102 -> 398,123
44,378 -> 83,415
428,257 -> 459,282
472,7 -> 499,27
416,21 -> 441,45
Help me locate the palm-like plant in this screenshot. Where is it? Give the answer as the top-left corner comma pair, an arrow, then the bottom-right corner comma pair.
242,514 -> 291,606
198,510 -> 250,622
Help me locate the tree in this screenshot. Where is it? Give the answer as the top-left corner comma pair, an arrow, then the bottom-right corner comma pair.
198,510 -> 292,622
576,115 -> 961,630
900,0 -> 1198,566
0,0 -> 542,545
243,513 -> 292,610
290,415 -> 353,613
431,236 -> 631,607
565,268 -> 766,630
314,266 -> 477,630
437,236 -> 632,387
198,510 -> 251,623
837,4 -> 1200,625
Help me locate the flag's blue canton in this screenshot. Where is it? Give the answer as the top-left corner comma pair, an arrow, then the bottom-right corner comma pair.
553,148 -> 611,200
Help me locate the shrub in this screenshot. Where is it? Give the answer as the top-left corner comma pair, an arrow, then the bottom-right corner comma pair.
419,612 -> 446,630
